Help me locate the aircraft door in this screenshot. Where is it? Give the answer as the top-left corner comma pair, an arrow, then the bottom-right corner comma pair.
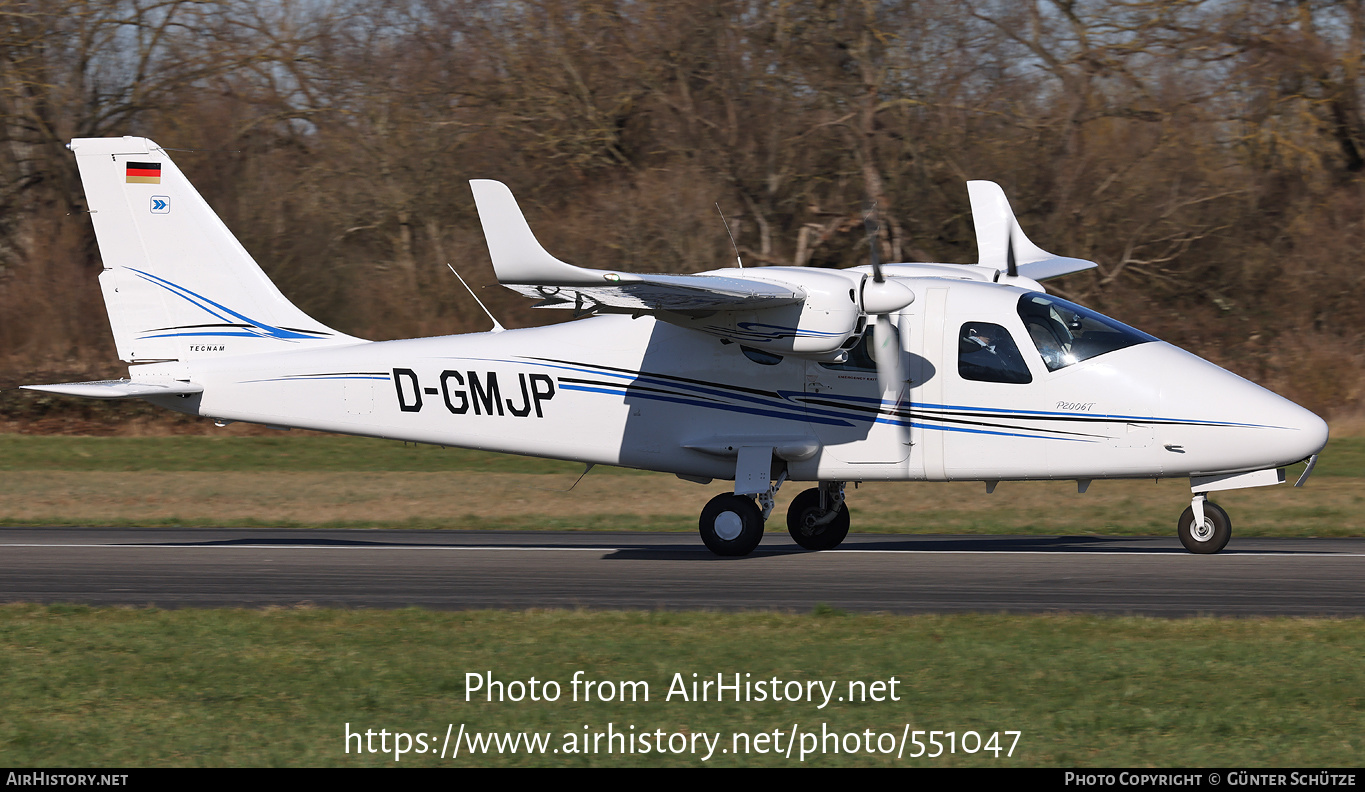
937,305 -> 1052,481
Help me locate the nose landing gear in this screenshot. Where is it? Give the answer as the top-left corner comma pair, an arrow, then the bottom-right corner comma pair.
1178,494 -> 1231,554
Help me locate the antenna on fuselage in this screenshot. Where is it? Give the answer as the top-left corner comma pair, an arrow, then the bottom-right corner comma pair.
715,202 -> 743,268
447,263 -> 506,333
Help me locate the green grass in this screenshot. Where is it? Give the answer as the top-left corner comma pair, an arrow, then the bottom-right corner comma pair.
1317,434 -> 1365,477
1,437 -> 1360,767
0,606 -> 1361,767
0,434 -> 1360,536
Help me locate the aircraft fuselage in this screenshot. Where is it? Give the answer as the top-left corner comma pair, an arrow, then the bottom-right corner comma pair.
142,278 -> 1325,486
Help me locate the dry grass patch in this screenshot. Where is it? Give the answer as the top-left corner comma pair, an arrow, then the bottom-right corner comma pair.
2,471 -> 1359,537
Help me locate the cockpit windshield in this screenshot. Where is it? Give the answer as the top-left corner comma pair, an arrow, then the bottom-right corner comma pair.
1017,293 -> 1157,372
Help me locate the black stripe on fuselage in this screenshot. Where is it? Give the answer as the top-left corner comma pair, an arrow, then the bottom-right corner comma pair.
527,356 -> 1244,434
555,376 -> 729,404
527,356 -> 783,400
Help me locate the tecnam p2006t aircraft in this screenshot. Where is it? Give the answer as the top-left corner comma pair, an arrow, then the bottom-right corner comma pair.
27,137 -> 1328,556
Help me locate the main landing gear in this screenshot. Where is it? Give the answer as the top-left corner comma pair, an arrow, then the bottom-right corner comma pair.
1178,493 -> 1231,554
698,480 -> 850,556
699,493 -> 765,556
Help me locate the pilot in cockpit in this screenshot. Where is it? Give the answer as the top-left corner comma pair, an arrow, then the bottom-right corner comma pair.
958,322 -> 1033,384
960,324 -> 998,354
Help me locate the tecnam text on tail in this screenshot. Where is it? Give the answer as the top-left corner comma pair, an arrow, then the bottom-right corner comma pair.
27,137 -> 1328,556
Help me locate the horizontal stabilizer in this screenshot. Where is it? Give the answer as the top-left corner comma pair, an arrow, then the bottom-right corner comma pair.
21,379 -> 203,400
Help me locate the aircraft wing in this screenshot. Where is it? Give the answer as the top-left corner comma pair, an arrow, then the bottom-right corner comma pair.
470,180 -> 805,314
1015,255 -> 1098,281
21,379 -> 203,399
503,273 -> 804,313
968,180 -> 1098,281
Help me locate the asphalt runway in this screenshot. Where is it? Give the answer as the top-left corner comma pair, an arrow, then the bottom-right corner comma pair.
1,527 -> 1362,616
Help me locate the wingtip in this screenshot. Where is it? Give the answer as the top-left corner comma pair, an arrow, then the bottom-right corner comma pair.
469,178 -> 594,285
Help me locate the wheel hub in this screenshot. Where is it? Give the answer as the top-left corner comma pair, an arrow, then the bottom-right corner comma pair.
714,511 -> 743,541
1190,518 -> 1214,542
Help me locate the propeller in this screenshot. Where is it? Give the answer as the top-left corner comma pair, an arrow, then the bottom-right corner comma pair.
859,206 -> 915,438
1006,216 -> 1018,278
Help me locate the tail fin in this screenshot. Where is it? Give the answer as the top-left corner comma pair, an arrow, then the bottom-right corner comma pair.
70,137 -> 361,362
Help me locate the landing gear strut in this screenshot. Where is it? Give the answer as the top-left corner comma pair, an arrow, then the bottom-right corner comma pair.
1178,494 -> 1231,554
786,481 -> 850,551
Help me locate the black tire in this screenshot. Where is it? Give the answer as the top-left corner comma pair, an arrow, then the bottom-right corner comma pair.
786,487 -> 851,551
699,493 -> 764,556
1178,501 -> 1232,554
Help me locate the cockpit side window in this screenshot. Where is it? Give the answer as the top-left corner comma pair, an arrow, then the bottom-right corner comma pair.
1017,294 -> 1157,372
957,322 -> 1033,384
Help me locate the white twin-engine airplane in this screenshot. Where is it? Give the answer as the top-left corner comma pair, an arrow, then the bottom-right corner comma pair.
28,137 -> 1328,556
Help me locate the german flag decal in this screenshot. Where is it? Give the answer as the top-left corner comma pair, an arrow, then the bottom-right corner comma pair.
125,161 -> 161,184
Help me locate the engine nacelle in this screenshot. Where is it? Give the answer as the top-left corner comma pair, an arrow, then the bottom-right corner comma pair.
666,267 -> 865,358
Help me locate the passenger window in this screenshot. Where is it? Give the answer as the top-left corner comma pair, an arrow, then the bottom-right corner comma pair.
958,322 -> 1033,384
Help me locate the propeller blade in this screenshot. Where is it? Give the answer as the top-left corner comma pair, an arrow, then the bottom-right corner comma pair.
1006,218 -> 1018,278
873,313 -> 903,398
873,314 -> 910,445
863,201 -> 910,444
864,205 -> 883,283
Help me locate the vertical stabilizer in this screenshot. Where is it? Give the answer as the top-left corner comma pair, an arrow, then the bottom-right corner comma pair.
70,137 -> 361,362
